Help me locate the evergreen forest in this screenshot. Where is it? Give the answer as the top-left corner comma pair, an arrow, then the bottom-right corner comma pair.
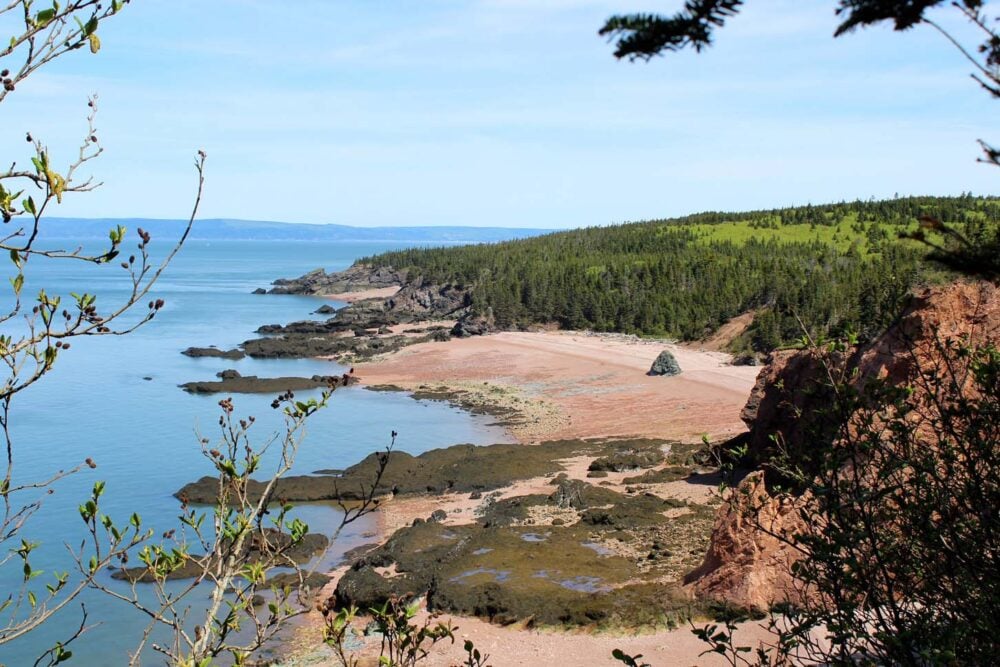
361,195 -> 1000,351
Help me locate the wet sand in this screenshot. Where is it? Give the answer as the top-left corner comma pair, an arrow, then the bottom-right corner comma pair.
354,331 -> 760,443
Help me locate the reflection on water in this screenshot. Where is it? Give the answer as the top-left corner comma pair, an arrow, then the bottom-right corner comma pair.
520,532 -> 549,543
581,541 -> 614,557
449,568 -> 512,584
558,576 -> 610,593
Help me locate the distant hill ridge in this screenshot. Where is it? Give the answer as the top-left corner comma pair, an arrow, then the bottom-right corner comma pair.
34,217 -> 555,243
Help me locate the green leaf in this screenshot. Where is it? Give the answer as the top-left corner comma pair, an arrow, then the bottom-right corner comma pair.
35,9 -> 55,27
10,274 -> 23,295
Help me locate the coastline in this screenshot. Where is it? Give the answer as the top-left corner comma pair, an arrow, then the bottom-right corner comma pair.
353,330 -> 759,444
276,329 -> 766,666
290,450 -> 773,667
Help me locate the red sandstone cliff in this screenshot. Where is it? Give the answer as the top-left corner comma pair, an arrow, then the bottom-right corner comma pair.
686,280 -> 1000,611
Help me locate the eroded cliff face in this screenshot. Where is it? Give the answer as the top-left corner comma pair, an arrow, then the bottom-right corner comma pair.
855,279 -> 1000,383
738,347 -> 849,479
684,471 -> 809,611
687,280 -> 1000,612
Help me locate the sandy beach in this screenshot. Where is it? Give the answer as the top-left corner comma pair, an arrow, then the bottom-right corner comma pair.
278,330 -> 767,666
326,286 -> 402,303
354,330 -> 760,444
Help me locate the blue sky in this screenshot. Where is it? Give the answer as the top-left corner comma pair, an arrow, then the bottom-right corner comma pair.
0,0 -> 995,227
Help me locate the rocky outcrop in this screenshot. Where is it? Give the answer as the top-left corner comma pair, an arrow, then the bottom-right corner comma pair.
179,370 -> 357,394
384,280 -> 470,319
254,314 -> 397,336
648,350 -> 682,376
268,264 -> 405,296
739,281 -> 1000,473
684,472 -> 810,612
240,331 -> 444,361
688,280 -> 1000,611
237,278 -> 468,361
451,309 -> 496,338
737,347 -> 849,476
181,346 -> 245,360
854,279 -> 1000,382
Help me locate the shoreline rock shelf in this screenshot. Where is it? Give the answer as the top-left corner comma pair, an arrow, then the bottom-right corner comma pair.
174,438 -> 677,504
175,437 -> 720,628
181,346 -> 246,360
179,370 -> 357,394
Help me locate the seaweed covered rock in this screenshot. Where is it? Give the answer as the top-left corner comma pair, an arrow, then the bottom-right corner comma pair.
331,482 -> 697,627
648,349 -> 681,376
588,448 -> 662,472
179,372 -> 356,394
181,346 -> 245,360
177,441 -> 576,504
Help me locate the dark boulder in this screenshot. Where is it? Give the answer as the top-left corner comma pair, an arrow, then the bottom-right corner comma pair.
647,350 -> 681,376
731,353 -> 758,366
452,309 -> 496,338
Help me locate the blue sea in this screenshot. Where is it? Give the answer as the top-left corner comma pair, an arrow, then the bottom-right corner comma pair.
0,238 -> 511,665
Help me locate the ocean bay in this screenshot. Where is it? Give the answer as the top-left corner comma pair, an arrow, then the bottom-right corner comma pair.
0,238 -> 512,666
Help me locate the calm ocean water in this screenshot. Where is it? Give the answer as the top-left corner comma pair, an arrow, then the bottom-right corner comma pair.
0,238 -> 511,665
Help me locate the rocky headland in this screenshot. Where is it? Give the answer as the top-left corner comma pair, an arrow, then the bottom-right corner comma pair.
182,265 -> 481,366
